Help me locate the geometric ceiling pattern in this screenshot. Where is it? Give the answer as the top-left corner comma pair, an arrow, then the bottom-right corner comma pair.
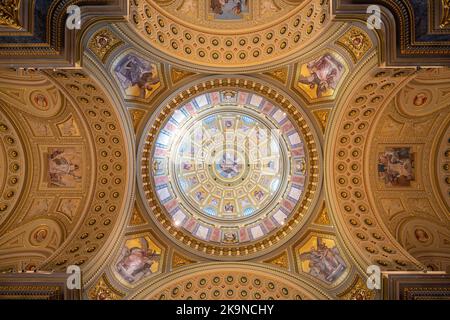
0,0 -> 449,300
140,85 -> 320,258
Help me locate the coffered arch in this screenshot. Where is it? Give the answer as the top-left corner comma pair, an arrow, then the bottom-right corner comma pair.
324,52 -> 450,271
0,67 -> 135,282
131,262 -> 333,300
117,0 -> 347,73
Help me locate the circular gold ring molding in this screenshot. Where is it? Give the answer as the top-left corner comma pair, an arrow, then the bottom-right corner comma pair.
138,77 -> 321,259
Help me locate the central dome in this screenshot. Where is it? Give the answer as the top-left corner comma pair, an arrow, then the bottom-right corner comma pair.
171,107 -> 288,221
151,90 -> 308,245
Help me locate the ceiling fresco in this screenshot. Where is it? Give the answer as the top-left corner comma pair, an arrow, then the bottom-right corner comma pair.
150,90 -> 309,243
139,79 -> 321,259
0,0 -> 449,302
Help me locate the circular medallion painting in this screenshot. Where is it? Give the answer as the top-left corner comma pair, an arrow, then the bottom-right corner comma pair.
145,88 -> 313,249
171,108 -> 288,221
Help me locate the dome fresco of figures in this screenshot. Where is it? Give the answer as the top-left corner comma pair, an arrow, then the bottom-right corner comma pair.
150,90 -> 308,245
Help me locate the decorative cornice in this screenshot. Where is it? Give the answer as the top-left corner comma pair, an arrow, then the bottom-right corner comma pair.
0,0 -> 21,29
332,0 -> 450,66
0,0 -> 128,68
337,275 -> 375,300
263,251 -> 290,270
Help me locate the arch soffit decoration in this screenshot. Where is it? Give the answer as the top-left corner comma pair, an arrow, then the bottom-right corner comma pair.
0,0 -> 128,68
0,68 -> 135,283
119,0 -> 348,73
324,52 -> 450,271
131,262 -> 333,300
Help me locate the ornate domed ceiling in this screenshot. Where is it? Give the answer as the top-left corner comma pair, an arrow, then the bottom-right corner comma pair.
0,0 -> 449,301
126,0 -> 336,71
139,83 -> 320,258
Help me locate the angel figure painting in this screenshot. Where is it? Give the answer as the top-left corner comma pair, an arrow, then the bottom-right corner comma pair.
210,0 -> 249,20
377,147 -> 415,187
47,147 -> 82,188
297,53 -> 345,100
114,54 -> 160,100
298,236 -> 347,283
116,236 -> 162,284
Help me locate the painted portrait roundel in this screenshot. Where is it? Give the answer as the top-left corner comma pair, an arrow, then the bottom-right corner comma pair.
147,89 -> 310,248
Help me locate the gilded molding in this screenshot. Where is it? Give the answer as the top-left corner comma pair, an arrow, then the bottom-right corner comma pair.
0,104 -> 26,229
170,67 -> 196,85
88,29 -> 124,63
336,26 -> 372,63
171,252 -> 196,269
441,0 -> 450,28
139,77 -> 321,259
337,275 -> 375,300
40,70 -> 130,272
263,251 -> 290,269
0,0 -> 21,29
88,274 -> 125,300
